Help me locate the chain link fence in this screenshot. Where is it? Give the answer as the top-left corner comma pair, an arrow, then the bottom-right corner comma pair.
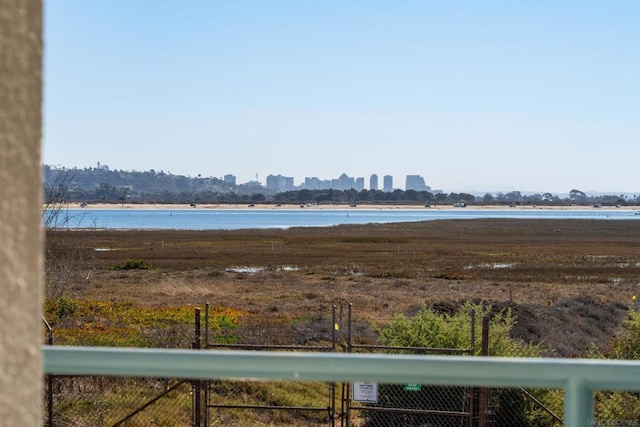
43,301 -> 640,426
204,304 -> 339,426
42,305 -> 198,427
350,384 -> 471,427
49,377 -> 193,427
594,390 -> 640,426
344,303 -> 474,427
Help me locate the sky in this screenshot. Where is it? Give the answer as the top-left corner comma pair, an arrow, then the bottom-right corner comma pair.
43,1 -> 640,194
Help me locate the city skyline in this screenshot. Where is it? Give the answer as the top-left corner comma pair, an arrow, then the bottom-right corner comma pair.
265,172 -> 433,193
43,2 -> 640,194
44,163 -> 639,197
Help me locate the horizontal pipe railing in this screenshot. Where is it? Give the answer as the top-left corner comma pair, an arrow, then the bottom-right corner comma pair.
44,346 -> 640,427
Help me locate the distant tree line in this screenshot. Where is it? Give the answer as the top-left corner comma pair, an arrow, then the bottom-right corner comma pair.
43,165 -> 640,206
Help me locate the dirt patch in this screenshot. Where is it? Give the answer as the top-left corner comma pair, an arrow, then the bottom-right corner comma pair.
496,297 -> 631,357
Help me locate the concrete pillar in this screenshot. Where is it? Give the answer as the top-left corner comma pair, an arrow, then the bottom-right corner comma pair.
0,0 -> 43,424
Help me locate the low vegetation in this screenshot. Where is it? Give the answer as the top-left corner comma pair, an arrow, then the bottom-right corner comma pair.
44,219 -> 640,425
374,303 -> 553,426
109,259 -> 153,270
44,298 -> 245,347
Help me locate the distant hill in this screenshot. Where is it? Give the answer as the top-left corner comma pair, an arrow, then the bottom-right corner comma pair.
42,164 -> 273,203
43,165 -> 640,206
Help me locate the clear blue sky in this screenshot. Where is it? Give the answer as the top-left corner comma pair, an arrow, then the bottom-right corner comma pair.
43,1 -> 640,194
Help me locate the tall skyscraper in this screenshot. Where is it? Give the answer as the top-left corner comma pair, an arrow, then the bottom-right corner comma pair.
337,173 -> 355,190
405,175 -> 431,192
383,175 -> 393,192
266,174 -> 295,192
370,174 -> 378,191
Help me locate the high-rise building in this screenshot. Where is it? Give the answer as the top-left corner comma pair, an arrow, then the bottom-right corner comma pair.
223,174 -> 236,185
370,174 -> 378,191
383,175 -> 393,192
303,174 -> 367,191
266,174 -> 295,192
304,177 -> 331,190
405,175 -> 432,192
337,173 -> 355,190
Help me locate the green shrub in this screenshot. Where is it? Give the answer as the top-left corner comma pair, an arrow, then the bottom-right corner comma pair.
379,301 -> 541,357
367,302 -> 553,426
50,296 -> 78,318
110,259 -> 152,270
613,308 -> 640,360
589,308 -> 640,423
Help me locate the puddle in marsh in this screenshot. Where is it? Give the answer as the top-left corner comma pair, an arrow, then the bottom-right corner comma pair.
226,266 -> 301,273
465,263 -> 516,270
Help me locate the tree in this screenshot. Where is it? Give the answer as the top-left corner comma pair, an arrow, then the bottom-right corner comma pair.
250,193 -> 266,202
483,193 -> 495,203
525,193 -> 543,204
435,192 -> 448,203
43,169 -> 95,301
449,192 -> 476,203
296,189 -> 313,202
423,191 -> 435,202
373,190 -> 388,202
504,191 -> 523,203
43,169 -> 75,229
569,189 -> 587,202
404,189 -> 419,201
356,190 -> 371,202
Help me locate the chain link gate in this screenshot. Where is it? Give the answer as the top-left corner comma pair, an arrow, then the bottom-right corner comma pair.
343,303 -> 476,427
198,303 -> 340,426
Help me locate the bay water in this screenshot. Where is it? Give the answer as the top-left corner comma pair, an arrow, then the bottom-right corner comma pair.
57,208 -> 639,230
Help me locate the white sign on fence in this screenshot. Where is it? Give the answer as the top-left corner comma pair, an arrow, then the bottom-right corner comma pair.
352,382 -> 378,402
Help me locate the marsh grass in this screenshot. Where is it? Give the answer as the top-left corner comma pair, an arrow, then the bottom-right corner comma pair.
44,299 -> 246,347
208,380 -> 332,426
45,219 -> 640,424
53,377 -> 192,426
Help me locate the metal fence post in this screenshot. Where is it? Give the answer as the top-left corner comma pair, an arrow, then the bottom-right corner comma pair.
193,308 -> 202,427
204,303 -> 209,427
345,303 -> 353,427
468,309 -> 475,427
478,314 -> 490,427
330,304 -> 337,427
42,316 -> 54,427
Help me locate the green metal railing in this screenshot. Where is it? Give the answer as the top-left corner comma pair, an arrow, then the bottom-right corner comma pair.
44,346 -> 640,427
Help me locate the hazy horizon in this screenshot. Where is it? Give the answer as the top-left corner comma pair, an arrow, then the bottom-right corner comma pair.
45,163 -> 640,197
43,2 -> 640,194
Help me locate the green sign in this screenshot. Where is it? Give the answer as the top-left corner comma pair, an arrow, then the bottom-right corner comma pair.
403,384 -> 421,391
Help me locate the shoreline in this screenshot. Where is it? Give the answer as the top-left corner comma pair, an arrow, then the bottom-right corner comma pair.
55,202 -> 640,211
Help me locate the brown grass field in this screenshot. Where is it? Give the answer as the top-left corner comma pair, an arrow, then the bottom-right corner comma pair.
49,218 -> 640,357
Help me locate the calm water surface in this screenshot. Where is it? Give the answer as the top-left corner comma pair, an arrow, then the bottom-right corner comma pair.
58,208 -> 639,230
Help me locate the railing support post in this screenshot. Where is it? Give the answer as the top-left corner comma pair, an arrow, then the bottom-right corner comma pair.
564,378 -> 593,427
